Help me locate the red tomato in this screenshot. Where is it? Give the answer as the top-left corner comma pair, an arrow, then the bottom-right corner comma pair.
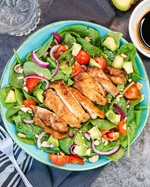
94,57 -> 107,72
124,83 -> 140,100
71,62 -> 82,76
68,154 -> 84,165
74,49 -> 90,65
100,129 -> 119,141
118,119 -> 127,136
49,154 -> 69,166
23,98 -> 37,107
26,78 -> 39,93
54,45 -> 68,59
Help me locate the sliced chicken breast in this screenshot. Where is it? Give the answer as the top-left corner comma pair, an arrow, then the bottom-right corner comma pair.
87,67 -> 119,97
44,89 -> 82,128
73,79 -> 108,106
75,71 -> 106,96
33,116 -> 67,139
70,87 -> 105,119
31,106 -> 68,133
50,81 -> 90,123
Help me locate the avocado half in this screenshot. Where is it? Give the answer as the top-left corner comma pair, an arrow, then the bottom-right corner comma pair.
111,0 -> 135,11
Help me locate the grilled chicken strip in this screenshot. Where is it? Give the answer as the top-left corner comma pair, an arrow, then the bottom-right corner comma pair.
106,66 -> 126,77
50,81 -> 90,123
74,71 -> 106,96
44,88 -> 82,128
87,67 -> 119,97
106,66 -> 126,85
31,106 -> 68,133
107,74 -> 126,85
70,87 -> 105,119
73,79 -> 108,106
33,116 -> 67,139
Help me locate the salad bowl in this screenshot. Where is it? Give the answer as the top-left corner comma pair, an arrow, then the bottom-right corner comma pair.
0,20 -> 150,171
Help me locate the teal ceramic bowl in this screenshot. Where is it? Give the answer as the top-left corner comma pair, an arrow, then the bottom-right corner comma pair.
0,21 -> 150,171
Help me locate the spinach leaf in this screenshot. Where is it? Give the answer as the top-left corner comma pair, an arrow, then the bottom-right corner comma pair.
59,136 -> 74,154
23,62 -> 51,80
10,63 -> 24,89
14,115 -> 43,140
90,119 -> 117,130
58,25 -> 101,46
36,36 -> 53,58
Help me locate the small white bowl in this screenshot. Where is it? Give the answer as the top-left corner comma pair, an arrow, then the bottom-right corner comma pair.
129,0 -> 150,58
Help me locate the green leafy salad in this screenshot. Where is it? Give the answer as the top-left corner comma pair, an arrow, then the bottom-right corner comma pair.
0,25 -> 146,166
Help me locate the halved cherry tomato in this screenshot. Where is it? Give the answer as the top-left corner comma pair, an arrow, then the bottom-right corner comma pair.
71,62 -> 82,76
118,119 -> 127,136
94,57 -> 107,72
74,49 -> 90,65
26,78 -> 39,93
124,83 -> 140,100
49,154 -> 70,166
23,98 -> 37,107
68,154 -> 84,165
54,45 -> 68,59
103,132 -> 119,141
100,129 -> 119,141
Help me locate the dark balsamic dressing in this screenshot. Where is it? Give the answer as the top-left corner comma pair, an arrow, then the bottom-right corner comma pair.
138,11 -> 150,49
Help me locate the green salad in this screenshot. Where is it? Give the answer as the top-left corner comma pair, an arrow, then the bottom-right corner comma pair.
0,25 -> 146,166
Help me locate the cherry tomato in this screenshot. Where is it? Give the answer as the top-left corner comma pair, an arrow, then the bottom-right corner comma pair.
74,49 -> 90,65
23,98 -> 37,107
100,129 -> 119,141
94,57 -> 107,72
124,83 -> 140,100
118,119 -> 127,136
71,62 -> 82,76
49,154 -> 69,166
54,45 -> 68,59
26,78 -> 39,93
68,154 -> 84,165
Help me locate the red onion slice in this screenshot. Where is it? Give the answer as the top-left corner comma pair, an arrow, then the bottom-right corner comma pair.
69,144 -> 77,155
52,59 -> 60,77
25,74 -> 49,89
31,50 -> 49,68
84,132 -> 91,140
91,140 -> 120,156
50,44 -> 60,60
37,131 -> 46,148
14,64 -> 23,73
52,32 -> 62,43
113,103 -> 126,119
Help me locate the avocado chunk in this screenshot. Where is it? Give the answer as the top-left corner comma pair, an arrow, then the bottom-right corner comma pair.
33,88 -> 44,103
88,126 -> 102,139
73,145 -> 87,156
122,61 -> 133,74
5,90 -> 16,103
89,58 -> 101,68
74,133 -> 85,146
112,55 -> 124,69
111,0 -> 135,12
103,36 -> 117,51
106,110 -> 121,124
48,135 -> 59,146
72,42 -> 81,56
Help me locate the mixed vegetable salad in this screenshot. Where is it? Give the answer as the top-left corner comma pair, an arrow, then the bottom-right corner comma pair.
0,25 -> 147,167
